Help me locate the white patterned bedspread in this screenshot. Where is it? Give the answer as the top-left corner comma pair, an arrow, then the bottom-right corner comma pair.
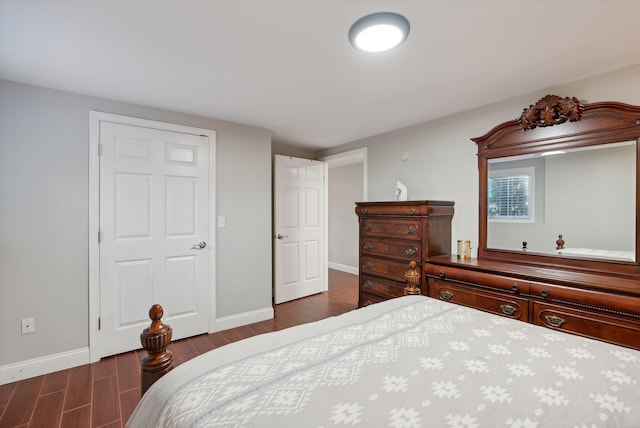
127,296 -> 640,428
555,248 -> 635,262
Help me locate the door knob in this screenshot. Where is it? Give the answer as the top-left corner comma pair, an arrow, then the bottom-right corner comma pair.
198,241 -> 207,249
275,234 -> 288,240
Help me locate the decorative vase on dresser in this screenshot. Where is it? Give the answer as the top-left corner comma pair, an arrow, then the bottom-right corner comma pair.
355,200 -> 454,307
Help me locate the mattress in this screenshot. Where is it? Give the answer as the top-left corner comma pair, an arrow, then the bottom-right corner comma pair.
555,247 -> 635,261
127,296 -> 640,427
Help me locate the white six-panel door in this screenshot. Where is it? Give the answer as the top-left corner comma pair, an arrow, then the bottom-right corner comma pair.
99,122 -> 210,357
274,155 -> 327,304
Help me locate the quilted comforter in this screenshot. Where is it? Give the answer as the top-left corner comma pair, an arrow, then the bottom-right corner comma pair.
127,296 -> 640,427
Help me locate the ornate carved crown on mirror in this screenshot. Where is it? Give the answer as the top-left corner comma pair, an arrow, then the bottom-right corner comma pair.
473,95 -> 640,275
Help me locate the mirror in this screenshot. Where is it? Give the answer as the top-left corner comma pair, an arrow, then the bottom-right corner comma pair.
474,95 -> 640,271
487,141 -> 636,261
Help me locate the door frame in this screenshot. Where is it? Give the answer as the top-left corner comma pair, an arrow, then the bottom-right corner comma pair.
88,111 -> 217,363
320,148 -> 367,275
320,147 -> 368,200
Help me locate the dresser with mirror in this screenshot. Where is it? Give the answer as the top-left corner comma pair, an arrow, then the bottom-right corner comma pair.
424,95 -> 640,350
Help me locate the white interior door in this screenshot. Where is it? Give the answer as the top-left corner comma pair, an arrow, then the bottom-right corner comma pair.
99,122 -> 211,357
274,155 -> 327,304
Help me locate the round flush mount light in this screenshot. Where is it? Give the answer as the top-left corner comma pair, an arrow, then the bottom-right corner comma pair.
349,12 -> 410,53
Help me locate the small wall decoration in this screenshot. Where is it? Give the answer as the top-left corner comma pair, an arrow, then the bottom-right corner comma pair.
395,181 -> 407,201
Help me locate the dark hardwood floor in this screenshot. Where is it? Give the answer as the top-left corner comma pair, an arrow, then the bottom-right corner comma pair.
0,269 -> 358,428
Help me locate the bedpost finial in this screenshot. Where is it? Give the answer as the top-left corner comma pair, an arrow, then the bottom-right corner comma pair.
140,304 -> 174,396
404,261 -> 421,295
149,303 -> 164,322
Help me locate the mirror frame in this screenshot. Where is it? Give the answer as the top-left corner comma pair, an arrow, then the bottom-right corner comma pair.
473,95 -> 640,274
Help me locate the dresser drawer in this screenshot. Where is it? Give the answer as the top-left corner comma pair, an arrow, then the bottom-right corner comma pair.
361,275 -> 407,299
430,279 -> 529,321
361,219 -> 421,241
533,302 -> 640,349
361,238 -> 421,262
359,292 -> 388,307
425,263 -> 530,294
529,281 -> 640,318
361,255 -> 415,282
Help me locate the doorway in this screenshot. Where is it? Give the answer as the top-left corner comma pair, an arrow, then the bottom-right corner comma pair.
88,112 -> 216,362
321,148 -> 367,275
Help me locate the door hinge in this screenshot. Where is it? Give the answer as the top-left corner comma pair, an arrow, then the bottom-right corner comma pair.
98,317 -> 101,330
98,143 -> 103,156
98,229 -> 102,243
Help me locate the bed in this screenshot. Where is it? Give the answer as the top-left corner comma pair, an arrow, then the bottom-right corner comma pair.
127,296 -> 640,427
554,248 -> 636,262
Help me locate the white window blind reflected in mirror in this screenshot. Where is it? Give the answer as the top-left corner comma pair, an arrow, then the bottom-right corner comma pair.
488,167 -> 534,222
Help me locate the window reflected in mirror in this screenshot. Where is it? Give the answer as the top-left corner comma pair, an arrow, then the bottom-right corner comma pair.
487,140 -> 636,261
488,167 -> 534,222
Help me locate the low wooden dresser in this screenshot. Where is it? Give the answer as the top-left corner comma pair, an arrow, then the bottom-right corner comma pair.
355,201 -> 454,307
424,255 -> 640,350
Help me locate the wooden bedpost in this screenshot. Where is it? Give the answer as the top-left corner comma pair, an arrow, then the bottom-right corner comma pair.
140,304 -> 174,396
404,261 -> 421,295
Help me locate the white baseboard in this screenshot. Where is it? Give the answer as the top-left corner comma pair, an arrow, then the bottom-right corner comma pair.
0,347 -> 90,385
328,262 -> 358,275
1,307 -> 276,385
213,306 -> 274,333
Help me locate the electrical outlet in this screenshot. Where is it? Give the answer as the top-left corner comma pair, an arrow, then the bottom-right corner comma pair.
217,216 -> 226,228
21,317 -> 35,334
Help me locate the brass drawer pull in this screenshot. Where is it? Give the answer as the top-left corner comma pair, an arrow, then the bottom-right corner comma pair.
364,280 -> 373,289
406,226 -> 416,235
439,270 -> 445,279
363,242 -> 374,251
363,262 -> 373,270
541,288 -> 549,298
409,208 -> 415,215
500,304 -> 517,316
405,248 -> 417,257
362,208 -> 368,214
440,290 -> 454,301
364,224 -> 374,232
511,282 -> 519,292
544,315 -> 566,327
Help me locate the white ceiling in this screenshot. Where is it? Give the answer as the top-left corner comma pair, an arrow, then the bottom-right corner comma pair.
2,1 -> 639,151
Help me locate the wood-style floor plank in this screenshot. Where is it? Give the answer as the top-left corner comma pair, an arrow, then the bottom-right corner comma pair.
119,388 -> 140,425
39,370 -> 69,395
92,356 -> 115,381
29,391 -> 64,428
115,352 -> 139,392
60,405 -> 91,428
0,382 -> 15,420
92,376 -> 120,427
63,365 -> 93,411
0,269 -> 357,428
0,376 -> 43,427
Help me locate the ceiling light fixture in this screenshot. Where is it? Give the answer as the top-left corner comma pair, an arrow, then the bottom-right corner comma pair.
349,12 -> 410,53
540,150 -> 566,157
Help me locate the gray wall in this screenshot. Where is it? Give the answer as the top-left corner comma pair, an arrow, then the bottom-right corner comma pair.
0,80 -> 273,366
328,163 -> 363,271
317,65 -> 640,258
3,64 -> 640,368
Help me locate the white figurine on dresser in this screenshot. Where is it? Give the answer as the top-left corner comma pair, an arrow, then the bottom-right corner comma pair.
395,181 -> 407,201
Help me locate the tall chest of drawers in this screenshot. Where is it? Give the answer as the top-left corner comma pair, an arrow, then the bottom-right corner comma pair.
355,201 -> 454,307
